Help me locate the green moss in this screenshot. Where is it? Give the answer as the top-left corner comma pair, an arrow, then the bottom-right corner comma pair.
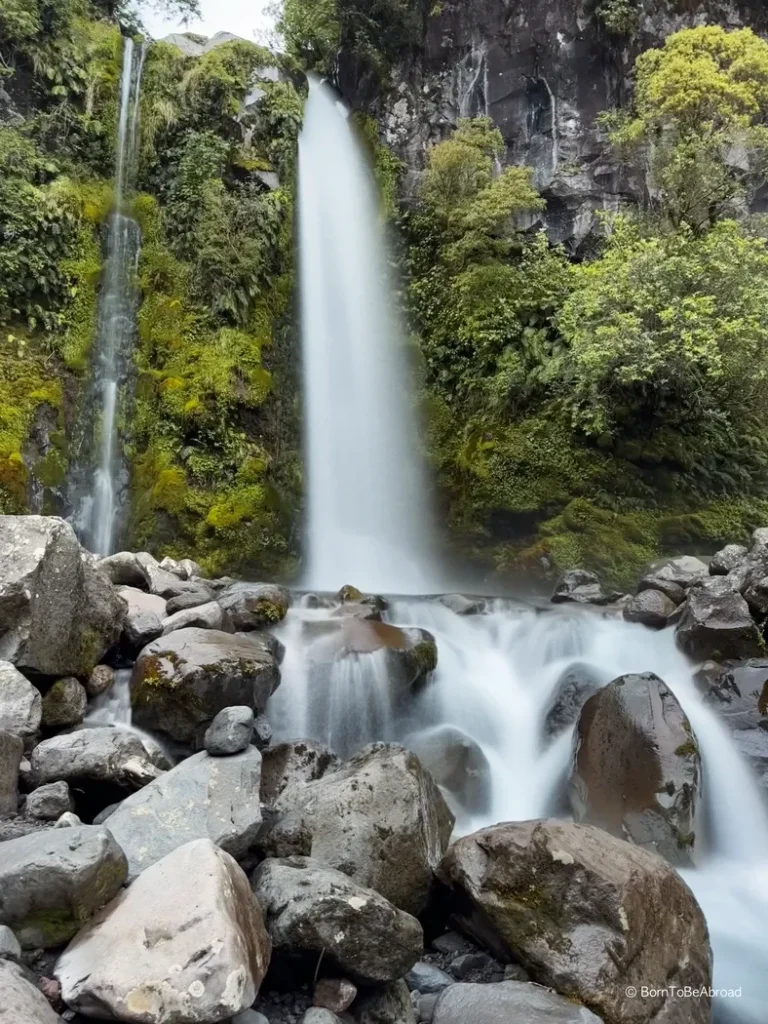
17,907 -> 81,949
675,740 -> 698,758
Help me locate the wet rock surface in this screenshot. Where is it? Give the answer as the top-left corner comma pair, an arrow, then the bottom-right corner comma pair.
676,575 -> 763,661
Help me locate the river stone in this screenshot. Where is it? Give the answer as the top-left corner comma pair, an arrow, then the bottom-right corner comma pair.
131,627 -> 281,744
30,727 -> 161,791
0,959 -> 63,1023
97,552 -> 148,588
161,599 -> 232,636
262,743 -> 454,915
0,825 -> 127,948
636,575 -> 686,605
217,582 -> 290,631
260,739 -> 340,806
103,746 -> 263,879
551,570 -> 607,605
41,678 -> 87,730
144,560 -> 213,601
204,705 -> 255,755
405,962 -> 453,994
165,588 -> 215,614
622,589 -> 677,629
352,980 -> 416,1024
0,516 -> 125,677
56,839 -> 271,1022
710,544 -> 749,576
314,978 -> 357,1013
0,662 -> 42,740
404,725 -> 491,816
569,673 -> 701,866
85,664 -> 113,698
543,663 -> 603,737
252,856 -> 423,984
25,781 -> 74,820
676,576 -> 763,661
55,811 -> 81,827
438,820 -> 712,1024
329,600 -> 382,621
252,712 -> 272,750
431,981 -> 601,1024
0,729 -> 22,814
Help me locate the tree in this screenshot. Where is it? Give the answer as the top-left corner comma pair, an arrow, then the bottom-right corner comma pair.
607,26 -> 768,230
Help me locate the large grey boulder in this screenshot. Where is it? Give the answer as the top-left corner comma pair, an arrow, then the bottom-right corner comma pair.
217,582 -> 290,630
262,743 -> 454,915
97,552 -> 148,588
0,662 -> 41,740
0,826 -> 127,948
161,600 -> 231,635
260,740 -> 340,806
131,627 -> 281,744
551,570 -> 608,605
204,705 -> 254,755
0,959 -> 63,1023
30,727 -> 161,791
0,729 -> 22,814
103,746 -> 263,879
56,840 -> 271,1022
438,820 -> 712,1024
252,856 -> 423,984
710,544 -> 749,576
41,678 -> 87,730
431,981 -> 601,1023
622,589 -> 677,629
569,673 -> 701,866
0,516 -> 125,677
25,781 -> 74,821
676,576 -> 763,661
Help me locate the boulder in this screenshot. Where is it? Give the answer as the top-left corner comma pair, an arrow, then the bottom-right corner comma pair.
622,589 -> 677,630
96,552 -> 148,588
0,959 -> 63,1023
131,627 -> 281,744
646,555 -> 709,589
161,600 -> 232,635
25,782 -> 74,820
144,560 -> 213,601
0,924 -> 21,960
0,516 -> 124,677
404,726 -> 491,816
55,812 -> 81,828
551,570 -> 608,605
253,713 -> 272,750
676,576 -> 763,661
543,664 -> 603,737
177,557 -> 204,580
260,740 -> 341,806
431,981 -> 601,1023
218,582 -> 290,630
252,856 -> 423,984
0,826 -> 127,948
204,705 -> 255,755
710,544 -> 749,576
0,662 -> 42,740
302,1011 -> 342,1024
85,664 -> 113,698
437,820 -> 712,1024
262,743 -> 454,915
118,587 -> 166,618
405,962 -> 453,994
314,978 -> 357,1013
41,678 -> 87,730
165,588 -> 215,614
352,981 -> 416,1024
569,673 -> 701,866
636,575 -> 685,605
0,729 -> 22,814
30,727 -> 161,791
56,840 -> 271,1022
103,746 -> 263,879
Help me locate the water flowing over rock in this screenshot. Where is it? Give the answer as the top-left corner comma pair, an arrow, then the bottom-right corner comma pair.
103,746 -> 263,880
0,960 -> 63,1023
261,743 -> 454,916
437,820 -> 712,1024
131,627 -> 281,744
543,664 -> 603,737
0,517 -> 124,677
403,725 -> 492,817
431,981 -> 602,1024
0,662 -> 42,740
56,840 -> 271,1023
569,673 -> 701,865
0,825 -> 127,948
252,856 -> 423,985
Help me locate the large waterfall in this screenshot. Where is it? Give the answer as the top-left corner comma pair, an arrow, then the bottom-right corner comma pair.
70,38 -> 145,555
298,80 -> 435,594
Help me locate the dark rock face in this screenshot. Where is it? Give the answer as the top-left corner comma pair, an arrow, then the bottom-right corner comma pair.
260,740 -> 340,806
543,663 -> 603,737
676,576 -> 763,661
437,820 -> 712,1024
569,673 -> 701,866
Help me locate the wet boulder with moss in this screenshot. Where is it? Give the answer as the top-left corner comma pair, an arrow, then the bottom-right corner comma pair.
217,582 -> 291,630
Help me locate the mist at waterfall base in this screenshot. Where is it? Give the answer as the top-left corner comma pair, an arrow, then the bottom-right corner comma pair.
70,38 -> 144,556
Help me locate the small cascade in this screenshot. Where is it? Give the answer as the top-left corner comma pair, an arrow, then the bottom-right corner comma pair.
297,81 -> 436,594
70,38 -> 145,555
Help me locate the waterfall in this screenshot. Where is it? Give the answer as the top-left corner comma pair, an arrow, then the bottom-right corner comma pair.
298,80 -> 435,594
70,38 -> 145,555
269,601 -> 768,1022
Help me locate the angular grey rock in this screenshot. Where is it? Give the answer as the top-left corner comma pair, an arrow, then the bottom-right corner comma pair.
204,705 -> 255,755
431,981 -> 602,1024
104,746 -> 263,879
218,582 -> 290,630
650,555 -> 710,589
0,729 -> 22,814
41,678 -> 87,730
178,557 -> 204,580
161,599 -> 232,635
352,980 -> 417,1024
314,977 -> 357,1013
418,993 -> 438,1023
260,739 -> 340,806
118,586 -> 166,618
30,727 -> 161,791
123,608 -> 164,650
253,712 -> 272,750
56,839 -> 271,1022
710,544 -> 749,576
253,856 -> 423,984
551,570 -> 608,605
26,781 -> 74,821
636,574 -> 686,605
262,743 -> 454,915
0,959 -> 63,1023
96,552 -> 148,588
438,820 -> 712,1024
0,825 -> 127,948
0,516 -> 124,676
676,576 -> 763,661
622,589 -> 677,629
85,664 -> 113,698
0,924 -> 21,960
405,962 -> 453,994
165,587 -> 215,614
132,627 -> 281,744
0,662 -> 41,740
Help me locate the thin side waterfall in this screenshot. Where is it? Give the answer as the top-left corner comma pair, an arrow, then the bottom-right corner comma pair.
70,37 -> 145,555
298,80 -> 435,594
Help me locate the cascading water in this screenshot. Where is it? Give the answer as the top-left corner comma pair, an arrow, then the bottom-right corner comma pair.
70,37 -> 144,555
298,80 -> 435,594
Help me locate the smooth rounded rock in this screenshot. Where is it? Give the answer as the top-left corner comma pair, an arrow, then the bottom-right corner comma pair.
204,706 -> 255,755
25,782 -> 74,821
85,665 -> 113,698
314,977 -> 357,1013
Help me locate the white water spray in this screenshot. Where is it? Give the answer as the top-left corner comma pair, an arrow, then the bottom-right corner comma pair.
298,80 -> 434,593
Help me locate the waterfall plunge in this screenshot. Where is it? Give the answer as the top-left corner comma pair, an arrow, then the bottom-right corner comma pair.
298,81 -> 435,594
